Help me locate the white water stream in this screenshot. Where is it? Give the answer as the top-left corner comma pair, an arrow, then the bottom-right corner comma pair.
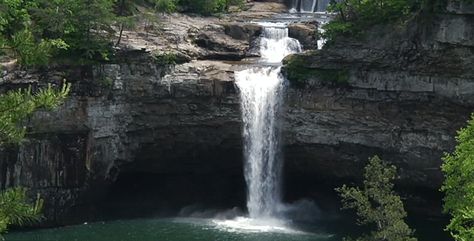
235,23 -> 301,220
289,0 -> 331,13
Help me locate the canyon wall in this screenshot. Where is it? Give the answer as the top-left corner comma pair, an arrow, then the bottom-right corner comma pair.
0,0 -> 472,224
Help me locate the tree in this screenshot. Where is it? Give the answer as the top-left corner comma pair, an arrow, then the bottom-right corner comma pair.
336,156 -> 417,241
324,0 -> 421,41
0,82 -> 71,145
441,114 -> 474,241
0,81 -> 70,236
177,0 -> 244,15
0,0 -> 68,66
115,0 -> 140,46
154,0 -> 177,14
0,0 -> 117,64
31,0 -> 116,61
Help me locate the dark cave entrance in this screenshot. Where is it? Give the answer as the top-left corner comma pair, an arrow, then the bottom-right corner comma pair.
99,144 -> 247,219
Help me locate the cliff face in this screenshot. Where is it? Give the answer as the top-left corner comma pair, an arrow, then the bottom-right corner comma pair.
0,1 -> 290,223
0,1 -> 473,224
282,1 -> 474,205
0,58 -> 247,224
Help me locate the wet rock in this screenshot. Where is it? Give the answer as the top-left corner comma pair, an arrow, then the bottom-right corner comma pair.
223,23 -> 262,41
288,22 -> 319,49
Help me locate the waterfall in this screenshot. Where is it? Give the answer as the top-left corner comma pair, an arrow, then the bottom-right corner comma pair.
300,0 -> 317,13
317,0 -> 331,12
290,0 -> 331,13
259,23 -> 302,63
235,23 -> 301,218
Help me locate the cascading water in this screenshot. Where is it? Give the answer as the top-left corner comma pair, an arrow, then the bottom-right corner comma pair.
235,23 -> 302,219
236,67 -> 284,219
289,0 -> 331,13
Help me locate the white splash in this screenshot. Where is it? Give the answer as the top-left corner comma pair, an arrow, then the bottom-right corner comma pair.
212,217 -> 301,234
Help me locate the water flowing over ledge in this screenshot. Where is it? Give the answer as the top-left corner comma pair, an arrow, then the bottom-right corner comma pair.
229,21 -> 303,231
289,0 -> 331,13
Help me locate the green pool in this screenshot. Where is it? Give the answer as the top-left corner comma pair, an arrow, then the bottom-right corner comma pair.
5,217 -> 338,241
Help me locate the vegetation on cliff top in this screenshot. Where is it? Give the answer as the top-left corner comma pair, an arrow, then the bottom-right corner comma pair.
324,0 -> 474,41
324,0 -> 422,41
0,0 -> 244,66
337,156 -> 417,241
283,54 -> 349,87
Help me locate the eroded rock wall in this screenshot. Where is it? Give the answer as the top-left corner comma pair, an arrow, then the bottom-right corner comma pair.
281,1 -> 474,206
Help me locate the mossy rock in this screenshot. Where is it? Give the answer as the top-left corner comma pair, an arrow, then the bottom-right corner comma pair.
283,54 -> 349,88
152,52 -> 191,66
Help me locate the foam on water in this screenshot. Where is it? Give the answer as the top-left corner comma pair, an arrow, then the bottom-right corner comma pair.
212,217 -> 302,234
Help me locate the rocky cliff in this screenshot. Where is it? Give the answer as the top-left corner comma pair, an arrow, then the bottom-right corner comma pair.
0,0 -> 472,225
282,0 -> 474,212
0,1 -> 294,224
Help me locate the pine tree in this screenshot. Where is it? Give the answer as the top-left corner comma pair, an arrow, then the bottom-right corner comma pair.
0,82 -> 71,145
0,188 -> 43,238
0,82 -> 70,236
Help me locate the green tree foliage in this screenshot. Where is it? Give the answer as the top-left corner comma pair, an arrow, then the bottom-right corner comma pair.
178,0 -> 244,15
0,0 -> 247,64
336,156 -> 417,241
0,82 -> 71,145
0,0 -> 119,64
8,29 -> 68,66
441,114 -> 474,241
0,80 -> 70,237
0,187 -> 43,238
324,0 -> 474,41
31,0 -> 117,61
0,79 -> 70,237
0,0 -> 68,65
154,0 -> 177,14
324,0 -> 422,40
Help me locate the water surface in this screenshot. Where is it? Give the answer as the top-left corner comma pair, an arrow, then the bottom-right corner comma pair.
6,218 -> 336,241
